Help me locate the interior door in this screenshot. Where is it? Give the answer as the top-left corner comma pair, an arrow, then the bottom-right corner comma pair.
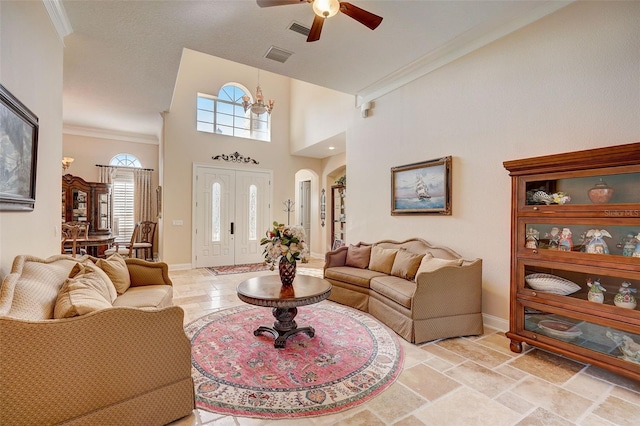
194,166 -> 271,268
300,180 -> 311,247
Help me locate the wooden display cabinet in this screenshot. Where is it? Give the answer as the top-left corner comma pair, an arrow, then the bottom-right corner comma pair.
331,184 -> 346,248
503,142 -> 640,381
62,174 -> 111,236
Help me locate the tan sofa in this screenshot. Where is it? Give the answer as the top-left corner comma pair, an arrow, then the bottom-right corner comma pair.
324,238 -> 483,344
0,254 -> 195,426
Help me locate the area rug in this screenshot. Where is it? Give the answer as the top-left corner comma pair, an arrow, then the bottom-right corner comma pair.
185,303 -> 404,419
205,263 -> 324,277
205,263 -> 270,275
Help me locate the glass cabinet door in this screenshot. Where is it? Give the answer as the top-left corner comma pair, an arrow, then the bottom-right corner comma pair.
72,189 -> 88,222
97,192 -> 111,232
522,170 -> 640,208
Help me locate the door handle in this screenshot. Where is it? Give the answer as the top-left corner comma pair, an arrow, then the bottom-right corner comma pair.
230,222 -> 234,235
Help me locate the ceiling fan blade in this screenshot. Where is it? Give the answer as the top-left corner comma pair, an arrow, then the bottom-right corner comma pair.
256,0 -> 307,7
307,14 -> 324,42
339,2 -> 383,30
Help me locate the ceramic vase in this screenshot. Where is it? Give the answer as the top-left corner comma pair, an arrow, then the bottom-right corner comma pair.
588,178 -> 614,204
279,257 -> 297,286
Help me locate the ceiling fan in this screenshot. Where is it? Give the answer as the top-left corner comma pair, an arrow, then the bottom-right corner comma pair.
257,0 -> 383,42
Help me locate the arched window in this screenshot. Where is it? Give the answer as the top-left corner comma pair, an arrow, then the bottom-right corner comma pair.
110,153 -> 141,168
196,83 -> 271,142
109,154 -> 141,242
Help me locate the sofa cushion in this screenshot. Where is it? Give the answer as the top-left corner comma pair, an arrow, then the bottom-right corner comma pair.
97,253 -> 131,294
324,266 -> 386,289
113,285 -> 173,309
54,275 -> 113,318
0,255 -> 80,320
369,246 -> 398,275
415,255 -> 464,279
345,245 -> 372,269
370,275 -> 416,309
390,249 -> 424,280
70,263 -> 118,303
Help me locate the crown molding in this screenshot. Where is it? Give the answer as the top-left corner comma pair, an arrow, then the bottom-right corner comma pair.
63,125 -> 159,145
355,1 -> 574,107
42,0 -> 73,41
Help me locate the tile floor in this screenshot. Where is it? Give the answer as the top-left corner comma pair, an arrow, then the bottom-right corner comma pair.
169,259 -> 640,426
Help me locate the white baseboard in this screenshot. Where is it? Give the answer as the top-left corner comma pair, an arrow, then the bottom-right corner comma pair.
169,263 -> 193,271
483,313 -> 509,332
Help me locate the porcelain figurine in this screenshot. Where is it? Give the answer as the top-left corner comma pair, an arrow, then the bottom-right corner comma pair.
606,331 -> 640,364
558,228 -> 573,252
545,227 -> 561,249
617,233 -> 638,257
587,278 -> 606,303
525,228 -> 540,249
634,233 -> 640,258
585,229 -> 612,254
614,282 -> 637,309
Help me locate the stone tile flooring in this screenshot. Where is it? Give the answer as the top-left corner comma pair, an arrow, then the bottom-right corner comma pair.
169,259 -> 640,425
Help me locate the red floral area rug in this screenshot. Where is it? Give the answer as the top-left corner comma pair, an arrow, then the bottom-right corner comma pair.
185,303 -> 404,419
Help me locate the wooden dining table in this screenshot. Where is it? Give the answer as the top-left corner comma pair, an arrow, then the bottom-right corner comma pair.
64,234 -> 116,257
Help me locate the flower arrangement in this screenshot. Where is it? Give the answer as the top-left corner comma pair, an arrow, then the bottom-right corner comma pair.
260,221 -> 309,269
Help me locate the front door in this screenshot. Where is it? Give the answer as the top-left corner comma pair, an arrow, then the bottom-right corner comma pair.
194,166 -> 271,268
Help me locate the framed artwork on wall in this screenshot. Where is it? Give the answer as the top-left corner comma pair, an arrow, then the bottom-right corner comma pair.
0,84 -> 39,211
391,156 -> 452,215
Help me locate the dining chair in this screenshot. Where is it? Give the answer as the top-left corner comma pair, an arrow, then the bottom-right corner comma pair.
130,221 -> 157,261
61,223 -> 81,258
104,222 -> 139,258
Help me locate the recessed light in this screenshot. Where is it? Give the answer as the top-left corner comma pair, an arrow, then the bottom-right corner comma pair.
329,146 -> 335,150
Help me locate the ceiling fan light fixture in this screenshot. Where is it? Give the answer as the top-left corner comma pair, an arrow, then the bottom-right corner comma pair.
312,0 -> 340,18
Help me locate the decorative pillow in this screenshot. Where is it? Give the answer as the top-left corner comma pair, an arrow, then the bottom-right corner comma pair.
346,245 -> 372,269
96,253 -> 131,295
415,254 -> 464,280
524,273 -> 581,295
390,249 -> 425,280
69,263 -> 118,303
369,246 -> 398,275
54,276 -> 112,319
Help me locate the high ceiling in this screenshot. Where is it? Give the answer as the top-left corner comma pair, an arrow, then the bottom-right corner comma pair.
60,0 -> 571,139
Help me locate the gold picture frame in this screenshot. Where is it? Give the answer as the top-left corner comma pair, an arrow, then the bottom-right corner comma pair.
391,156 -> 452,215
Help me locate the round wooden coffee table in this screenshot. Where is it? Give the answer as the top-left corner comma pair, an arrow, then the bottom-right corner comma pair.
236,274 -> 332,348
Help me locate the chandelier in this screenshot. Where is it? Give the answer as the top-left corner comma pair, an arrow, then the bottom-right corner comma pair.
242,71 -> 274,116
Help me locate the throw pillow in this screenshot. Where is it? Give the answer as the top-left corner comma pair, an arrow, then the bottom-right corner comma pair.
390,249 -> 425,280
345,244 -> 372,269
415,254 -> 464,280
96,253 -> 131,295
369,246 -> 398,275
69,262 -> 118,303
54,276 -> 112,318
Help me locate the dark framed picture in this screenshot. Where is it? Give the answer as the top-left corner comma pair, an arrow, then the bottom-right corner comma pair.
332,238 -> 344,251
391,156 -> 452,215
0,84 -> 39,211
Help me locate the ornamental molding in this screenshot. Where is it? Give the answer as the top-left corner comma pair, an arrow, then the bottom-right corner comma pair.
212,152 -> 259,165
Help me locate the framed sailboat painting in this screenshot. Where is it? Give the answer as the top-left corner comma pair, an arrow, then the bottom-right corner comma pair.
391,156 -> 452,215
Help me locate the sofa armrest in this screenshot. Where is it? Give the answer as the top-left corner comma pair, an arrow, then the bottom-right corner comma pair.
324,246 -> 349,269
0,306 -> 193,425
125,258 -> 172,287
414,258 -> 483,319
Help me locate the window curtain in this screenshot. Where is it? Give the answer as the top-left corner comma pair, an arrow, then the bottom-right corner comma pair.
133,168 -> 153,222
98,166 -> 118,184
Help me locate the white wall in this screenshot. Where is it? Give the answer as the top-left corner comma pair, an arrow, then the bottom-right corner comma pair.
0,1 -> 64,275
290,79 -> 353,152
163,49 -> 322,266
347,1 -> 640,321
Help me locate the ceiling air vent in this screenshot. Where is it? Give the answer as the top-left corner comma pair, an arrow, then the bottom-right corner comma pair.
264,46 -> 293,64
288,21 -> 310,37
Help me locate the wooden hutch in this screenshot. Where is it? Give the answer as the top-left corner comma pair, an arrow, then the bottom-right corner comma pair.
503,142 -> 640,381
62,174 -> 111,236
